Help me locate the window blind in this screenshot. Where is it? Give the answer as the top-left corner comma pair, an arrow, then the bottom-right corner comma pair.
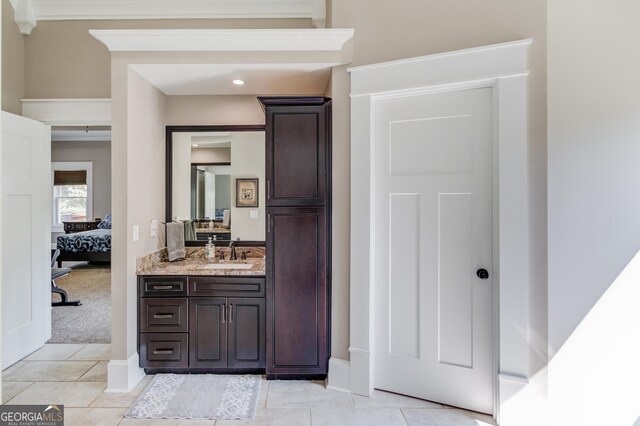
53,170 -> 87,185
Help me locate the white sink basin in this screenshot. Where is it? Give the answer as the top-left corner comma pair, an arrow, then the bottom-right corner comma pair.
200,263 -> 254,270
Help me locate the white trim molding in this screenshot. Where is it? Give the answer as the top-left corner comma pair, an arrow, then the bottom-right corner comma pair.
15,0 -> 326,32
349,39 -> 532,424
10,0 -> 37,35
105,352 -> 145,393
327,357 -> 351,392
90,29 -> 354,53
33,0 -> 316,20
21,99 -> 112,126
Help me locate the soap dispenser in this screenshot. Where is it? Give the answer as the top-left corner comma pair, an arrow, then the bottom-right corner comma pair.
205,236 -> 216,260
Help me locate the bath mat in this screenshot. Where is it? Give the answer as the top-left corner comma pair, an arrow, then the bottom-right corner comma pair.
126,374 -> 260,420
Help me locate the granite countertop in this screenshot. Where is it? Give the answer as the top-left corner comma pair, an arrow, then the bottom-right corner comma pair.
137,247 -> 265,276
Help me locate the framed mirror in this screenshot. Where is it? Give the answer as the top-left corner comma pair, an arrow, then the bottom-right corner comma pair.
166,125 -> 266,244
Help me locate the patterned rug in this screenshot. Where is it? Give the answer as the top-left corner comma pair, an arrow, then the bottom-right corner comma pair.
126,374 -> 261,420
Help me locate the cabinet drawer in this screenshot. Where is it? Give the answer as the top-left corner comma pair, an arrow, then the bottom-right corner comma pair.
139,298 -> 188,333
140,333 -> 188,368
139,276 -> 187,297
189,277 -> 265,297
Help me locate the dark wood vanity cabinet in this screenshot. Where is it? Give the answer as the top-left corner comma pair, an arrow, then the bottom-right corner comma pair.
138,275 -> 266,373
261,97 -> 330,207
189,297 -> 227,369
190,297 -> 266,370
260,97 -> 331,379
267,207 -> 327,376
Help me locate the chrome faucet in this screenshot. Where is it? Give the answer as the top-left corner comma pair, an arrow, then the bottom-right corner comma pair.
229,241 -> 238,260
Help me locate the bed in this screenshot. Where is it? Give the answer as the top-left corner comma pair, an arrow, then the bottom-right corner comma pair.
56,216 -> 112,267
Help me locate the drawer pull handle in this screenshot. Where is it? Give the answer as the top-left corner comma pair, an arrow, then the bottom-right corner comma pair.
153,285 -> 174,290
222,304 -> 226,324
153,348 -> 173,354
153,313 -> 173,319
229,304 -> 234,323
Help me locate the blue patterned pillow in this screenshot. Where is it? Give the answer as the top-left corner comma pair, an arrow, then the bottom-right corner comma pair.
98,214 -> 112,229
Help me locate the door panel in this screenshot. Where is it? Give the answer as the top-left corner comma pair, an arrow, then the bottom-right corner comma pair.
373,88 -> 494,413
273,113 -> 319,199
438,193 -> 474,368
228,297 -> 265,368
266,207 -> 327,375
189,297 -> 227,369
264,101 -> 329,206
1,112 -> 50,368
388,193 -> 420,359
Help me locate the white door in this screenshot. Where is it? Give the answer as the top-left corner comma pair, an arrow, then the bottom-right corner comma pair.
373,88 -> 494,413
1,111 -> 51,368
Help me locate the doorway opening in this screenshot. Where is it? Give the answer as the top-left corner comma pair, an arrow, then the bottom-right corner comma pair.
49,125 -> 112,346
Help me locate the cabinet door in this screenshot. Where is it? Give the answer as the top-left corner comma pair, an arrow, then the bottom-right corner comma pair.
227,298 -> 266,369
262,98 -> 330,207
266,207 -> 328,376
189,297 -> 227,369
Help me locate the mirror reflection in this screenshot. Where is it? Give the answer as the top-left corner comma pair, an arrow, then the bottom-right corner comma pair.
170,130 -> 265,242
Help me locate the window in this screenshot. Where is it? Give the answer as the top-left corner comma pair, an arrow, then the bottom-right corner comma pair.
52,162 -> 93,229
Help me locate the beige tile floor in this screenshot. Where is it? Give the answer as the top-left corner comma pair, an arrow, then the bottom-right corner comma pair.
2,344 -> 496,425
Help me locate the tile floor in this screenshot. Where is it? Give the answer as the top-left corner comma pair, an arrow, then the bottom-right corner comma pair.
2,344 -> 496,425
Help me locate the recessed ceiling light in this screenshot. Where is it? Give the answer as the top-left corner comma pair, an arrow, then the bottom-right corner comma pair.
192,144 -> 198,147
232,79 -> 245,86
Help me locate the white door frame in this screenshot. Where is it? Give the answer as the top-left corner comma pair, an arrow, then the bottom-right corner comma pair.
348,40 -> 531,421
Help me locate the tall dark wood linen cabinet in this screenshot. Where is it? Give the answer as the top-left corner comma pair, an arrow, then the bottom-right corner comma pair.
259,97 -> 331,379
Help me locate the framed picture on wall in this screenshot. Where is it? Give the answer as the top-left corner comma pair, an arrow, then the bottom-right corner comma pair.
236,178 -> 259,207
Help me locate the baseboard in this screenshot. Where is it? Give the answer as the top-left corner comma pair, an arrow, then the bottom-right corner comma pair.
348,346 -> 372,397
498,373 -> 549,426
327,357 -> 350,392
105,352 -> 145,393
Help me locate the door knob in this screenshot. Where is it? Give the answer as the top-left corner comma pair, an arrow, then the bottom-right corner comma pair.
476,269 -> 489,280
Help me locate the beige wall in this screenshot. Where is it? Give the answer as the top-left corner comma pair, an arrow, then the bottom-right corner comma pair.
191,147 -> 231,164
171,133 -> 192,220
24,19 -> 312,99
167,95 -> 265,126
548,1 -> 640,423
328,0 -> 548,376
2,0 -> 25,114
110,58 -> 167,366
230,131 -> 265,241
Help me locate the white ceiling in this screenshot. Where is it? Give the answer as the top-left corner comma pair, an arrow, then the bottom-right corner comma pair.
191,132 -> 232,148
131,63 -> 334,95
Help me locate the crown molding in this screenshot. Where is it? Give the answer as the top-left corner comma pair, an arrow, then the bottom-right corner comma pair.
21,99 -> 112,126
11,0 -> 36,35
90,28 -> 353,52
11,0 -> 327,34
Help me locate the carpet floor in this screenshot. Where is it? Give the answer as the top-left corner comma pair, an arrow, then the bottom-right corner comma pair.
49,263 -> 111,344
